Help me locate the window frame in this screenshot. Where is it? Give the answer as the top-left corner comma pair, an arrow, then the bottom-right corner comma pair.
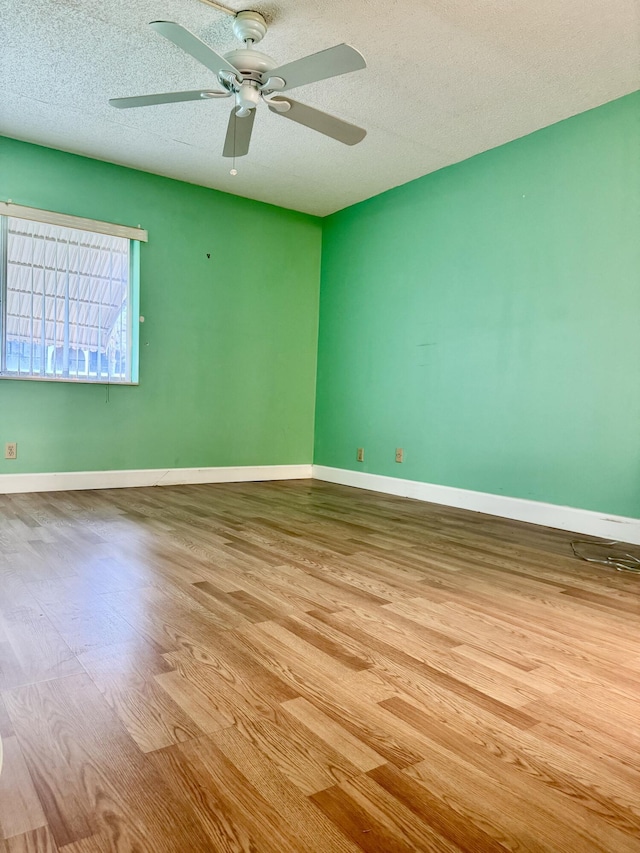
0,203 -> 145,386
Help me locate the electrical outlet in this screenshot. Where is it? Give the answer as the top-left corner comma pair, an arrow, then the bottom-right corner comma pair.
395,447 -> 404,463
5,442 -> 17,460
356,447 -> 364,463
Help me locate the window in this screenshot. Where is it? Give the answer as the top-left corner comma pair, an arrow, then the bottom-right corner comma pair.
0,204 -> 145,384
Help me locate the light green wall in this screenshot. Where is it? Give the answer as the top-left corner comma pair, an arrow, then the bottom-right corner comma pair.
0,137 -> 322,474
315,91 -> 640,518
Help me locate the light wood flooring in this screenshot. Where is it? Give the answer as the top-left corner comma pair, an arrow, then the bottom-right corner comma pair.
1,479 -> 639,852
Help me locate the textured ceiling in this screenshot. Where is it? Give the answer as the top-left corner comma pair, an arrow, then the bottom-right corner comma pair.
2,0 -> 640,216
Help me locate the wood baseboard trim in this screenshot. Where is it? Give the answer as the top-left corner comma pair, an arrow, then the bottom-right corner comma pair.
0,464 -> 313,494
312,465 -> 640,545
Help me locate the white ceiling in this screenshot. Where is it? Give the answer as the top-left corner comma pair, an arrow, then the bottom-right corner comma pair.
2,0 -> 640,216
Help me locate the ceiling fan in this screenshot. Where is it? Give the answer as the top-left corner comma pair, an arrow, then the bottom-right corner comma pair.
109,11 -> 367,160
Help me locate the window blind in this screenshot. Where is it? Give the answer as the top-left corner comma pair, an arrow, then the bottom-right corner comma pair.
1,216 -> 133,382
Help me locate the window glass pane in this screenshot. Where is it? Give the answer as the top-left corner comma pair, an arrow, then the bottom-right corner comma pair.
3,217 -> 131,382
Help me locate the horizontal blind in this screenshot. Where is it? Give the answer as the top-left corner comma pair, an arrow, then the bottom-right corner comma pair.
3,216 -> 131,382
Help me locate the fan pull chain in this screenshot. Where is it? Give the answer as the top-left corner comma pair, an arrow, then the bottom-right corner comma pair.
230,111 -> 238,175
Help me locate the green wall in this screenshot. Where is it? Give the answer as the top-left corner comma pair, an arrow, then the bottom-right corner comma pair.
315,91 -> 640,518
3,92 -> 639,515
0,137 -> 321,474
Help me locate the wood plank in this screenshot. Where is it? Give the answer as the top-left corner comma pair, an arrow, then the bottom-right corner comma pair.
0,573 -> 82,690
0,691 -> 14,738
368,763 -> 507,853
177,736 -> 309,852
311,607 -> 540,729
227,629 -> 428,767
0,736 -> 47,840
152,669 -> 236,734
192,581 -> 282,623
281,697 -> 386,773
311,773 -> 462,853
4,826 -> 57,853
231,705 -> 368,796
80,646 -> 204,752
148,742 -> 262,852
212,724 -> 362,853
27,579 -> 140,657
275,614 -> 374,672
2,673 -> 215,851
2,680 -> 96,847
164,628 -> 300,708
382,696 -> 640,849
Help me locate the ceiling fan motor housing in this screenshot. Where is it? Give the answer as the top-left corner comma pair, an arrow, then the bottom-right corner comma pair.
224,48 -> 277,78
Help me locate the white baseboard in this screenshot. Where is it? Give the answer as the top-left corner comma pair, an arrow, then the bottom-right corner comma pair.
312,465 -> 640,546
0,464 -> 312,494
3,461 -> 639,546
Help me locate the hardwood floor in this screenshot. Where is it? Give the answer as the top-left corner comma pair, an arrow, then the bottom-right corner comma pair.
0,479 -> 639,852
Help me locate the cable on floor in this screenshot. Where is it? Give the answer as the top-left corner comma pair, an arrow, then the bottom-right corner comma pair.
570,539 -> 640,574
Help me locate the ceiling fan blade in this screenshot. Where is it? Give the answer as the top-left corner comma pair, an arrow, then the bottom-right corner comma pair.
266,44 -> 365,92
223,108 -> 256,158
268,99 -> 366,146
109,89 -> 230,109
150,21 -> 239,78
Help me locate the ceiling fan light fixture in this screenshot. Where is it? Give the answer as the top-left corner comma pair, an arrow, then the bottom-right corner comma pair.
235,81 -> 261,115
